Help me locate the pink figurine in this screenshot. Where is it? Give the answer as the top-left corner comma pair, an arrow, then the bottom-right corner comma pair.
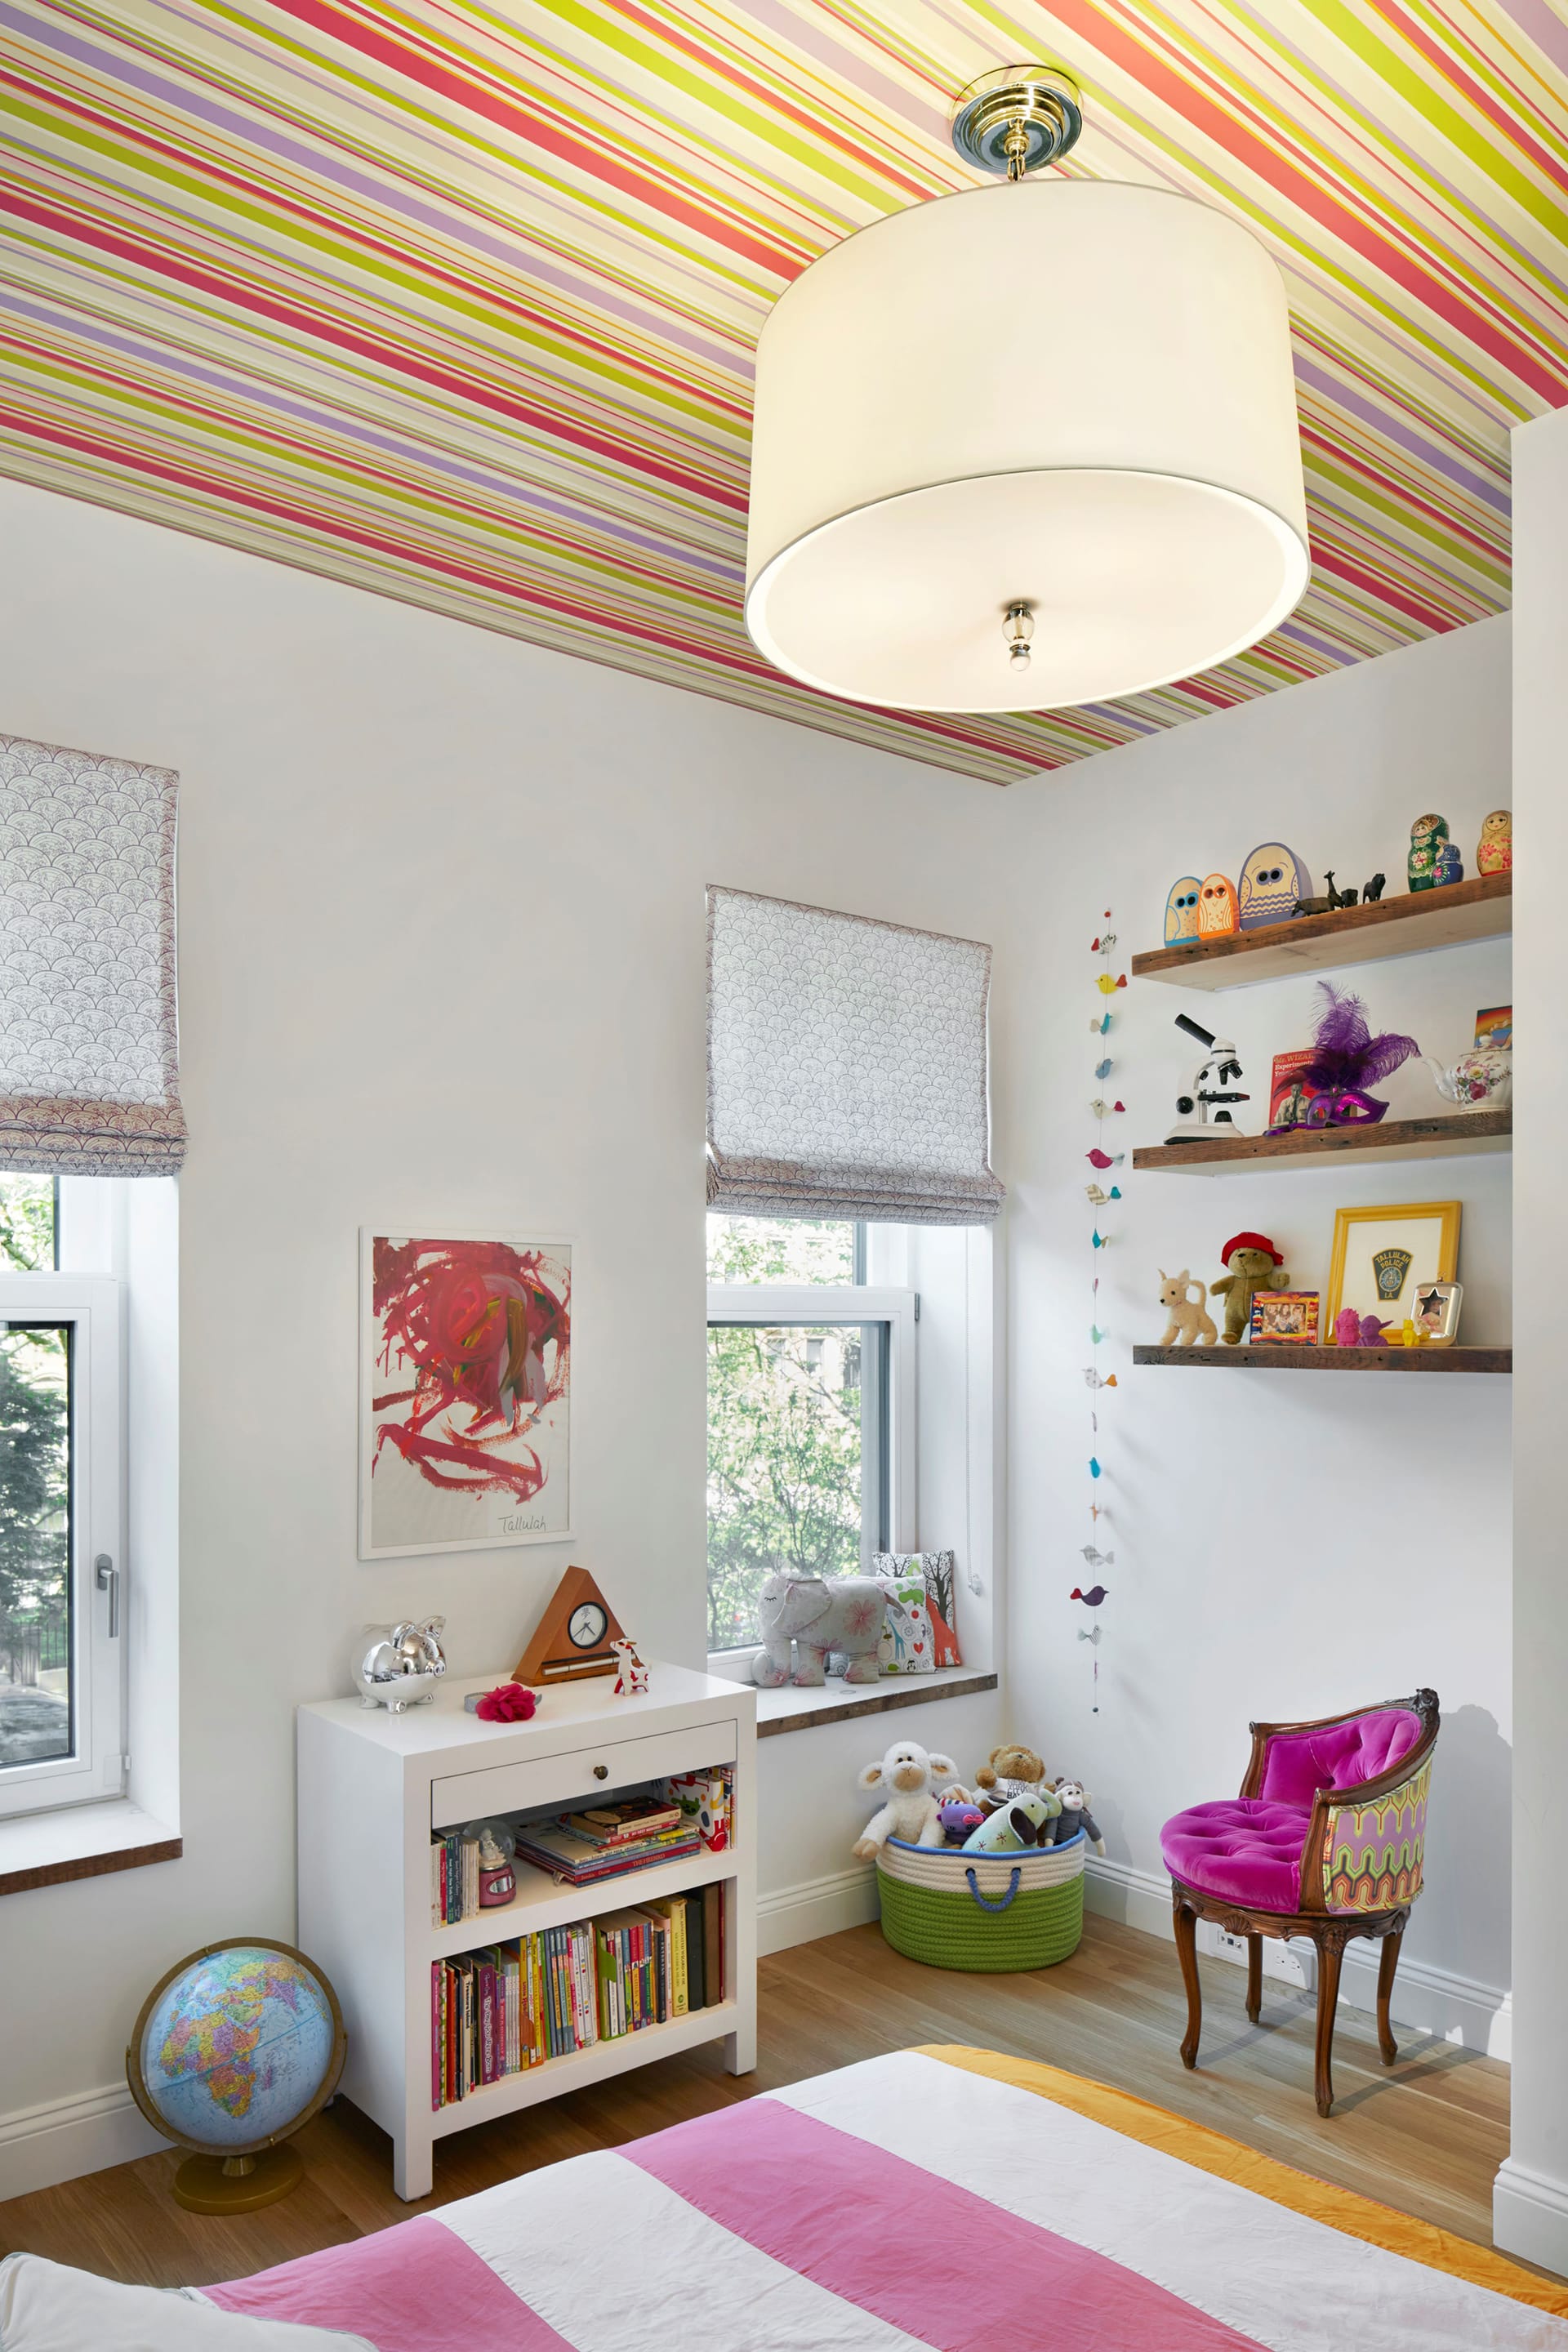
1333,1307 -> 1361,1348
611,1638 -> 648,1696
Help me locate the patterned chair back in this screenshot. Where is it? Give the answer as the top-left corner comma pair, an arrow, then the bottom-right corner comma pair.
1321,1748 -> 1434,1913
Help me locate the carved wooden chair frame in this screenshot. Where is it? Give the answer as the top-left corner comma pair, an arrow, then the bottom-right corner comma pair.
1170,1688 -> 1440,2117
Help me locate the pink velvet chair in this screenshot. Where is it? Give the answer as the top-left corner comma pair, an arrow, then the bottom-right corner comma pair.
1160,1689 -> 1439,2117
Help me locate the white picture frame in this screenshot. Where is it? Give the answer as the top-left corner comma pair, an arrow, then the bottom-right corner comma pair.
359,1228 -> 572,1560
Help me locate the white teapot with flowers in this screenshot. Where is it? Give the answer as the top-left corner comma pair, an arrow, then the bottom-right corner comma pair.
1419,1042 -> 1512,1112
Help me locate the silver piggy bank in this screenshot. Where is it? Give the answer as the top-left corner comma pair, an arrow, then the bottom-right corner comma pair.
355,1616 -> 448,1712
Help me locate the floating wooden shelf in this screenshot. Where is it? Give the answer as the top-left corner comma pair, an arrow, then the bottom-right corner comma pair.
1134,1344 -> 1511,1374
1132,1107 -> 1511,1175
1130,872 -> 1511,991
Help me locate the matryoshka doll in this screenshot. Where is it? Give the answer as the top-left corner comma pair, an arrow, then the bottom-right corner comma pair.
1477,808 -> 1512,875
1197,873 -> 1238,938
1163,876 -> 1201,946
1409,812 -> 1449,892
1237,843 -> 1314,931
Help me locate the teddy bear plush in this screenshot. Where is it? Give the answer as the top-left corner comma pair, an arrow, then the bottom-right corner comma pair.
973,1742 -> 1049,1815
851,1739 -> 960,1860
1209,1231 -> 1290,1345
1049,1776 -> 1107,1855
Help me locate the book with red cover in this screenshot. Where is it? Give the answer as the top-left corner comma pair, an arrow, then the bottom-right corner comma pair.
1268,1048 -> 1320,1132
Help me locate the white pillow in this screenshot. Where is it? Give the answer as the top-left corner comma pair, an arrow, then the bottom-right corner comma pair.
0,2252 -> 376,2350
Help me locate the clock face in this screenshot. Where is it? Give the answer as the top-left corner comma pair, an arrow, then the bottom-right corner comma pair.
567,1601 -> 608,1650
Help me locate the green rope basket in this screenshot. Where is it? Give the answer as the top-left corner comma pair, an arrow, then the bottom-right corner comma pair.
876,1830 -> 1085,1972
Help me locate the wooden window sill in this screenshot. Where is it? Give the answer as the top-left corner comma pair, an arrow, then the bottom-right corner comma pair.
0,1799 -> 180,1896
738,1667 -> 998,1739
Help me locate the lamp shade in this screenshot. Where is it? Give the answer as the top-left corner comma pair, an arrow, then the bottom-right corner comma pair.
745,180 -> 1309,713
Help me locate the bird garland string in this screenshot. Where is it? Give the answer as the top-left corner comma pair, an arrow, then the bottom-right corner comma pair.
1078,915 -> 1124,1713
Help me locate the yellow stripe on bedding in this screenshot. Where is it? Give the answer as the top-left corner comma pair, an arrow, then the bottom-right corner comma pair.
920,2045 -> 1568,2321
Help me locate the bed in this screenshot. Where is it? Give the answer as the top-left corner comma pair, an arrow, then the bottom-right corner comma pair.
190,2046 -> 1568,2350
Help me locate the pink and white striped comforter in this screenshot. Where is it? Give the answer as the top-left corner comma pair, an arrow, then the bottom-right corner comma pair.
202,2048 -> 1568,2351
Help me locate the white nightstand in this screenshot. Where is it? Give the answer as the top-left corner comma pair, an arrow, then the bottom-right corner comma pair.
297,1662 -> 757,2199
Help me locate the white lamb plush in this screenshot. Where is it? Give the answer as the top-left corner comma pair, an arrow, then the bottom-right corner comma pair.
852,1738 -> 960,1860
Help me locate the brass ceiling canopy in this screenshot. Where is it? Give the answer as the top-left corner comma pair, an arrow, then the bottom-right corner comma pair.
949,65 -> 1085,179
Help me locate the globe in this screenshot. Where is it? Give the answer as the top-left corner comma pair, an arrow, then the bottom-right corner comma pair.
127,1939 -> 345,2212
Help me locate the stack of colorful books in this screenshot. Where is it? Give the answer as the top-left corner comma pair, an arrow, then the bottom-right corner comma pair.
430,1829 -> 480,1927
510,1793 -> 700,1886
430,1889 -> 728,2109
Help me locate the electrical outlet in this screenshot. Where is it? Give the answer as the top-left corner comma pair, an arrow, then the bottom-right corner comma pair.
1198,1922 -> 1314,1991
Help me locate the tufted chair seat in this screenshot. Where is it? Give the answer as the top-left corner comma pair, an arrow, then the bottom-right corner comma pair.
1159,1797 -> 1314,1913
1160,1690 -> 1440,2117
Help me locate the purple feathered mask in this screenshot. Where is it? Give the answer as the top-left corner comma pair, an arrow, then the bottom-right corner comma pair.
1301,982 -> 1419,1125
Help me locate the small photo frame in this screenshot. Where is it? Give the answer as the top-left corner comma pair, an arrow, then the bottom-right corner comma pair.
1410,1277 -> 1463,1346
1475,1004 -> 1512,1049
1326,1202 -> 1460,1330
1248,1290 -> 1321,1344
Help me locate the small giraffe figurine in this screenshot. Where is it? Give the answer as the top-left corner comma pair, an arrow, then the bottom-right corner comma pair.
610,1637 -> 648,1696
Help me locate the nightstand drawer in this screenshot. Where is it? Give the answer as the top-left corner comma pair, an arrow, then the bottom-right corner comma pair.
430,1718 -> 737,1829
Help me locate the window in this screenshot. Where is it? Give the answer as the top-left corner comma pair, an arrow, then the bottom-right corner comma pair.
0,1174 -> 124,1819
706,1215 -> 914,1662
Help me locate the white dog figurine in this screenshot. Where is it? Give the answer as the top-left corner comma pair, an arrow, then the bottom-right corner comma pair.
852,1739 -> 960,1860
610,1638 -> 648,1696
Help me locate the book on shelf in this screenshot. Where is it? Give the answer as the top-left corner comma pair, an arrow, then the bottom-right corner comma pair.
565,1795 -> 683,1845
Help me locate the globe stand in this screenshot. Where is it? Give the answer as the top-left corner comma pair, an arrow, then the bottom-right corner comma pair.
172,2143 -> 304,2214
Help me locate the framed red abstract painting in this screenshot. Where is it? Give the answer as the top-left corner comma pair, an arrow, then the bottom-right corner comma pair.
359,1231 -> 572,1559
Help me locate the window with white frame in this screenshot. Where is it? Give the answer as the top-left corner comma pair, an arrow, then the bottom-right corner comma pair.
0,1174 -> 124,1817
706,1214 -> 915,1663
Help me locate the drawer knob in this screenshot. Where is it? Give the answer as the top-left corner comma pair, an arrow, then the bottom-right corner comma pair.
592,1764 -> 609,1780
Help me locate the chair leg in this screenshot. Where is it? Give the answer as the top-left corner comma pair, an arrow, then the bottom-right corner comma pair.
1313,1932 -> 1345,2118
1376,1929 -> 1404,2067
1174,1895 -> 1202,2070
1245,1934 -> 1263,2026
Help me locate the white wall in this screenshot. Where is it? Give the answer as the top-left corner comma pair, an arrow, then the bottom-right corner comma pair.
996,617 -> 1515,2051
0,479 -> 1007,2193
1494,408 -> 1566,2270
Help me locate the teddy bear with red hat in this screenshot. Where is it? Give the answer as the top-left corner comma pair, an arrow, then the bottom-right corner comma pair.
1209,1231 -> 1291,1345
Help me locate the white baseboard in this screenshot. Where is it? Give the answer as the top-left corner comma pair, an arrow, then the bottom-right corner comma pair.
759,1864 -> 879,1956
1083,1858 -> 1511,2060
0,2080 -> 162,2203
1494,2158 -> 1568,2276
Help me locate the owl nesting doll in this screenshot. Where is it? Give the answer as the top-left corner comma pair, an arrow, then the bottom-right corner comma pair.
1197,873 -> 1238,938
1409,812 -> 1449,892
1163,876 -> 1201,945
1477,809 -> 1512,875
1238,843 -> 1315,931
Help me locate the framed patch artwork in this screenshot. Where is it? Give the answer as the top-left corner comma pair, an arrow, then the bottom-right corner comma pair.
359,1231 -> 572,1559
1325,1203 -> 1459,1332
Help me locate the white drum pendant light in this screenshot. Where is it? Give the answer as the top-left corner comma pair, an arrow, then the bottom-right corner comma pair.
744,68 -> 1309,714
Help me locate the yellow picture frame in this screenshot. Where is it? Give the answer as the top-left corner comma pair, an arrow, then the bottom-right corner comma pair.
1325,1200 -> 1461,1330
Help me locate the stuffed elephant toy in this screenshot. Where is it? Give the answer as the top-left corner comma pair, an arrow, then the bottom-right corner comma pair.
751,1574 -> 888,1688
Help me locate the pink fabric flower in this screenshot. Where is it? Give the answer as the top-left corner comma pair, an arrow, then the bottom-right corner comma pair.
475,1682 -> 537,1723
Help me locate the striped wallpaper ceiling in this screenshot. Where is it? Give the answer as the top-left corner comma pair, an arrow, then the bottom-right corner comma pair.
0,0 -> 1554,782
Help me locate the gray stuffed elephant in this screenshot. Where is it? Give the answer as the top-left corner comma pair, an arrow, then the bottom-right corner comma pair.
751,1573 -> 887,1688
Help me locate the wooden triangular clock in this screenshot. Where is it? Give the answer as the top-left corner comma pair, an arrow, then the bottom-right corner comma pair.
512,1566 -> 626,1686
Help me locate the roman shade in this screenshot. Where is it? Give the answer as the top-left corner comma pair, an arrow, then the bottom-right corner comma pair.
706,885 -> 1004,1224
0,732 -> 185,1175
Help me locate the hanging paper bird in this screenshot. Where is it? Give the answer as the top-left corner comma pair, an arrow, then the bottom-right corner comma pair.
1090,1325 -> 1106,1343
1083,1368 -> 1119,1388
1089,1458 -> 1102,1478
1085,1183 -> 1111,1205
1095,973 -> 1129,994
1071,1584 -> 1110,1606
1092,1229 -> 1111,1250
1085,1148 -> 1122,1169
1094,1058 -> 1113,1080
1088,1098 -> 1126,1120
1091,1014 -> 1112,1035
1080,1547 -> 1114,1568
1301,979 -> 1420,1126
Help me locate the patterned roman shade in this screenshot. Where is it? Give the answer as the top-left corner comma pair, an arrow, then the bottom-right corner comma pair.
706,886 -> 1004,1225
0,732 -> 185,1175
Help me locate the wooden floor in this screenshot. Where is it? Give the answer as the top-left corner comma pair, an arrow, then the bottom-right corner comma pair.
0,1914 -> 1512,2290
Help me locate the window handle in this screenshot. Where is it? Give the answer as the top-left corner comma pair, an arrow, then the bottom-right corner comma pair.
96,1554 -> 119,1639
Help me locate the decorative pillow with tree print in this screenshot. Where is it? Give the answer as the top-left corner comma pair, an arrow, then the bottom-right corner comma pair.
871,1551 -> 962,1674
